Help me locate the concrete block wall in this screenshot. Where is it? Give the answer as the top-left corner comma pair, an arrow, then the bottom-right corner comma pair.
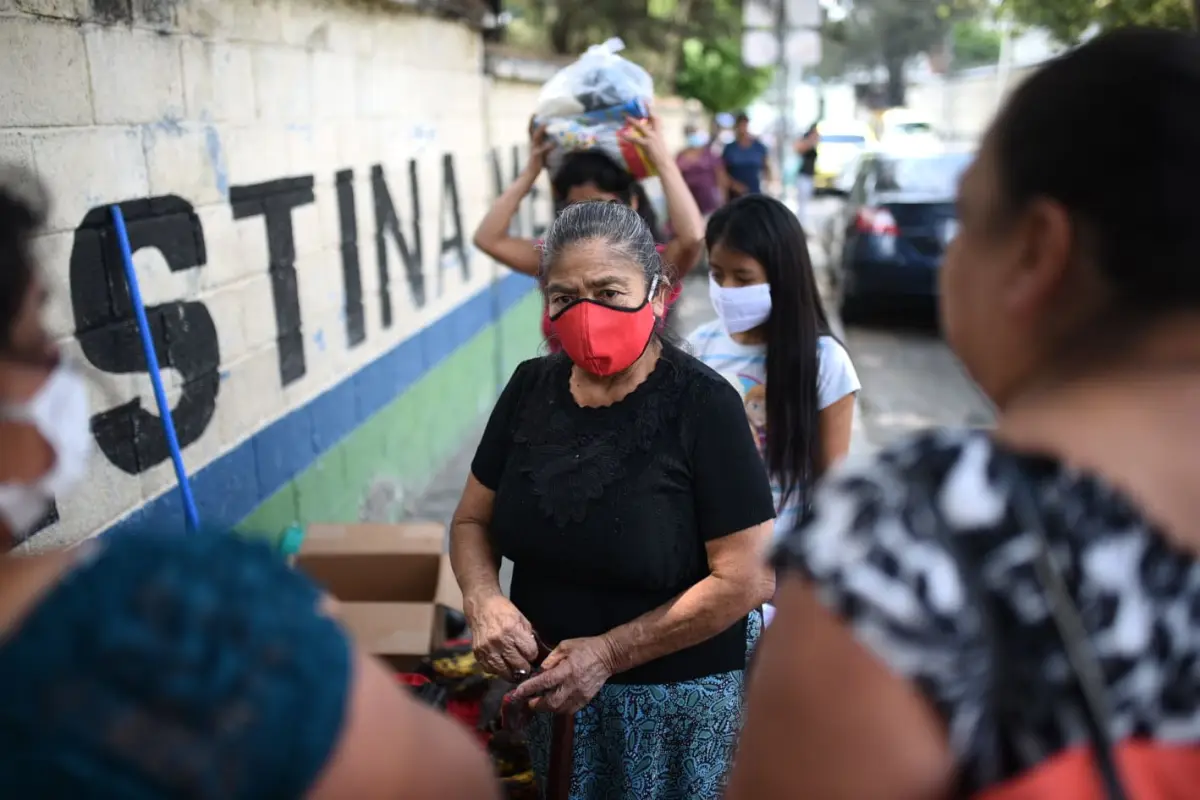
1,0 -> 565,549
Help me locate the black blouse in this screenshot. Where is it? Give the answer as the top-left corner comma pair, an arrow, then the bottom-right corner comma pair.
471,344 -> 775,684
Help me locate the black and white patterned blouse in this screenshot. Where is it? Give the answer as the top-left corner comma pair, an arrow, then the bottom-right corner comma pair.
771,428 -> 1200,793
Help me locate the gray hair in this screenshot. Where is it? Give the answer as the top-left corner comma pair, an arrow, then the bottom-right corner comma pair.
539,201 -> 666,293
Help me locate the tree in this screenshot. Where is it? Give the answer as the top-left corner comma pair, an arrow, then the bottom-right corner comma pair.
674,37 -> 775,114
952,20 -> 1002,68
500,0 -> 747,88
825,0 -> 978,106
999,0 -> 1194,45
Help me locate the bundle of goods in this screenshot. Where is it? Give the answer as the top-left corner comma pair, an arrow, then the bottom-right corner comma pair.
397,641 -> 537,799
534,38 -> 657,179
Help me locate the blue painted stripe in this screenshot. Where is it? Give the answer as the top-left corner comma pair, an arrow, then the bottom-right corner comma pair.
100,273 -> 539,540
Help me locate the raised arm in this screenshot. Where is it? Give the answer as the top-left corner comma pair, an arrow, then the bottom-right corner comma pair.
624,115 -> 706,279
472,126 -> 551,277
450,363 -> 540,678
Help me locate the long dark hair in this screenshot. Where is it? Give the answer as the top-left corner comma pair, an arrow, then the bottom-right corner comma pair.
552,150 -> 665,243
705,195 -> 832,506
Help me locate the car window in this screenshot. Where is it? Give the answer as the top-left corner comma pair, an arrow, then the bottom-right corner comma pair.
876,153 -> 972,196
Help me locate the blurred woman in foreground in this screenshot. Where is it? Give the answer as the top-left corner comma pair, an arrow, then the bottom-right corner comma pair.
730,28 -> 1200,799
0,175 -> 497,798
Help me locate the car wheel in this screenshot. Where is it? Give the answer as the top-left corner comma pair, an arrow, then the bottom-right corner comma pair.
838,270 -> 869,324
839,292 -> 868,325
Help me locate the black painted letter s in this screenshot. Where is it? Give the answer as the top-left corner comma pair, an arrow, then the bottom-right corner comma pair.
70,197 -> 220,476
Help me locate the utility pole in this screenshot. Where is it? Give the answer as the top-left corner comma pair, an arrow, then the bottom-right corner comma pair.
775,0 -> 791,195
742,0 -> 820,199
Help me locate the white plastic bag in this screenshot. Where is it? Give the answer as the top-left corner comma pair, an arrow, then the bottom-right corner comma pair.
533,38 -> 657,178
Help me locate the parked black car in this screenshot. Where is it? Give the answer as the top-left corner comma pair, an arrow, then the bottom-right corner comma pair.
826,148 -> 973,320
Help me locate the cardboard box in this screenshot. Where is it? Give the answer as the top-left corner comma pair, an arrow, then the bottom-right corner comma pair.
294,522 -> 463,666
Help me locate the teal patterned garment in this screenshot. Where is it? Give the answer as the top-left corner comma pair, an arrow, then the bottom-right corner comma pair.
524,610 -> 762,800
0,528 -> 351,798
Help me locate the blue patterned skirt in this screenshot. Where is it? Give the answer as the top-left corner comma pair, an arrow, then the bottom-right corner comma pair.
525,611 -> 762,800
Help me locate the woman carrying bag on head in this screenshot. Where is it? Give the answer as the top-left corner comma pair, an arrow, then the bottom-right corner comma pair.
473,115 -> 706,352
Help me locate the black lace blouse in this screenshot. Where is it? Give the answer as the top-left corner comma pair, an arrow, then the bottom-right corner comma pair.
471,344 -> 776,684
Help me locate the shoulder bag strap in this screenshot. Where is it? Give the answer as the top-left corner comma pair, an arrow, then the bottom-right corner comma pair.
1004,459 -> 1130,800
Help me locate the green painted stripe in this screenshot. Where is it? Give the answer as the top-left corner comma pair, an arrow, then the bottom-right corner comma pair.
239,291 -> 544,542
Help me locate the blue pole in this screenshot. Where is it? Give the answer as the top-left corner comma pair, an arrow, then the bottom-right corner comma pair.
109,205 -> 201,535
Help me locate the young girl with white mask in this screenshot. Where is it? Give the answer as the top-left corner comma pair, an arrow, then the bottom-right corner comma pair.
688,195 -> 860,622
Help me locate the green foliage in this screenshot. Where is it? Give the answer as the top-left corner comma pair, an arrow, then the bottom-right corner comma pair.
999,0 -> 1194,45
501,0 -> 748,89
952,19 -> 1002,68
820,0 -> 984,104
674,37 -> 775,114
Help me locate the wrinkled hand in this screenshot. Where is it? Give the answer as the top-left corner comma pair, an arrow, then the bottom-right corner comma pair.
508,636 -> 616,715
467,595 -> 539,680
525,122 -> 554,176
621,113 -> 670,166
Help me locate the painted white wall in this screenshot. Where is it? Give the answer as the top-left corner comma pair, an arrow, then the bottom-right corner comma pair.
0,0 -> 557,548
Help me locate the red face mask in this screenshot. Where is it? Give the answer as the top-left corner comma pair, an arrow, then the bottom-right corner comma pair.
549,278 -> 659,376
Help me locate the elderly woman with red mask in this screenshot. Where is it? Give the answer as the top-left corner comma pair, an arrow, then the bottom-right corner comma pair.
450,200 -> 776,799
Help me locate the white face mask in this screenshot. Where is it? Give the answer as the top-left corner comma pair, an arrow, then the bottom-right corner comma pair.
0,364 -> 92,543
708,276 -> 772,334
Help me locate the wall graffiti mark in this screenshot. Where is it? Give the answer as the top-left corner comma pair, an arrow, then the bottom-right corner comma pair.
66,154 -> 472,487
371,162 -> 424,327
229,176 -> 314,387
70,196 -> 220,476
491,145 -> 547,240
335,169 -> 366,348
438,153 -> 467,293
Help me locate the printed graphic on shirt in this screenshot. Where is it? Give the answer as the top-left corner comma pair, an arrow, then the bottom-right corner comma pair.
737,374 -> 767,458
687,319 -> 863,535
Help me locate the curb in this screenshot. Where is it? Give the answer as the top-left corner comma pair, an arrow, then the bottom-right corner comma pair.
826,304 -> 875,457
809,222 -> 875,458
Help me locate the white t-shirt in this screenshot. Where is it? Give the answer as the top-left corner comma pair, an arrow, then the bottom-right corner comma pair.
686,319 -> 861,536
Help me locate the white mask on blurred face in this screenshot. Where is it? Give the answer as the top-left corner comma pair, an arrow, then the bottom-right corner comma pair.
708,276 -> 772,334
0,363 -> 91,542
686,131 -> 711,149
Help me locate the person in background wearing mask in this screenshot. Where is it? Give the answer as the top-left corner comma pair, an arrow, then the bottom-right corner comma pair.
730,28 -> 1200,799
794,121 -> 820,223
0,174 -> 499,799
474,115 -> 706,353
676,123 -> 725,218
452,201 -> 775,798
722,112 -> 772,200
687,195 -> 859,625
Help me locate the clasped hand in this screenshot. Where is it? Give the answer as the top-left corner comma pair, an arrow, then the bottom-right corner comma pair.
508,636 -> 617,715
